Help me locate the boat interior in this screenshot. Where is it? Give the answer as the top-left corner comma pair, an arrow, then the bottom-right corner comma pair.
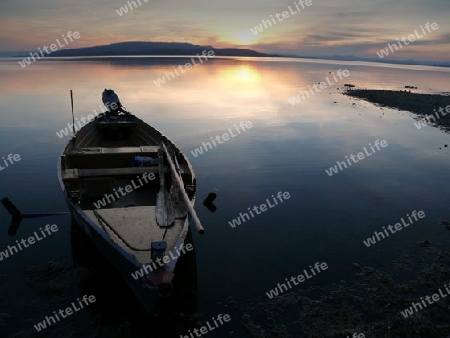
60,113 -> 195,269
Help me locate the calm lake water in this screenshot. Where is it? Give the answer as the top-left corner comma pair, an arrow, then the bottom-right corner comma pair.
1,57 -> 450,337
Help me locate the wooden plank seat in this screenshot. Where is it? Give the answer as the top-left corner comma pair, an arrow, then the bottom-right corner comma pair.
63,146 -> 191,183
79,167 -> 159,178
62,164 -> 189,179
66,146 -> 160,169
95,120 -> 138,130
68,146 -> 159,155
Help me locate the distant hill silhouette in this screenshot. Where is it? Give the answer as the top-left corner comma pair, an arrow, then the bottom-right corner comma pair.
50,41 -> 266,57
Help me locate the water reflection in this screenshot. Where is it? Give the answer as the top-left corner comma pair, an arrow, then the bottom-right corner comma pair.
2,58 -> 449,133
1,57 -> 450,336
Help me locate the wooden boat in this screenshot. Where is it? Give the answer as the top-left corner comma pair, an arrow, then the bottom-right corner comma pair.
57,108 -> 204,312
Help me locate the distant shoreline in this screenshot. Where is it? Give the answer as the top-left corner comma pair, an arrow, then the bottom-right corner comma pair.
1,41 -> 449,67
345,89 -> 450,131
1,55 -> 449,68
2,56 -> 450,73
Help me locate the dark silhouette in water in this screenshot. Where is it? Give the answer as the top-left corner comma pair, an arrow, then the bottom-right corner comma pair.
1,197 -> 69,236
203,192 -> 217,213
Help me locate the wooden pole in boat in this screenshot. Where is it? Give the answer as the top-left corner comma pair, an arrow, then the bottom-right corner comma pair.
155,147 -> 175,227
161,143 -> 205,234
70,90 -> 75,134
70,90 -> 76,136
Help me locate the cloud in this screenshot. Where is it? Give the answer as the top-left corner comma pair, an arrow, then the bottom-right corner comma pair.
0,0 -> 448,61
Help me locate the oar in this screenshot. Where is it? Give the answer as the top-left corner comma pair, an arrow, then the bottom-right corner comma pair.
70,90 -> 76,146
172,148 -> 182,177
155,147 -> 175,227
1,197 -> 69,236
161,142 -> 205,234
70,90 -> 76,134
169,148 -> 188,218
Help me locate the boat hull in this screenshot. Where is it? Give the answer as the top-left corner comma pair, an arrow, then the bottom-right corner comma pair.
64,193 -> 191,312
57,113 -> 197,312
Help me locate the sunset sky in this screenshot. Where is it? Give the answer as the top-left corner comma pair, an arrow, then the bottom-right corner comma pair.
0,0 -> 449,61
